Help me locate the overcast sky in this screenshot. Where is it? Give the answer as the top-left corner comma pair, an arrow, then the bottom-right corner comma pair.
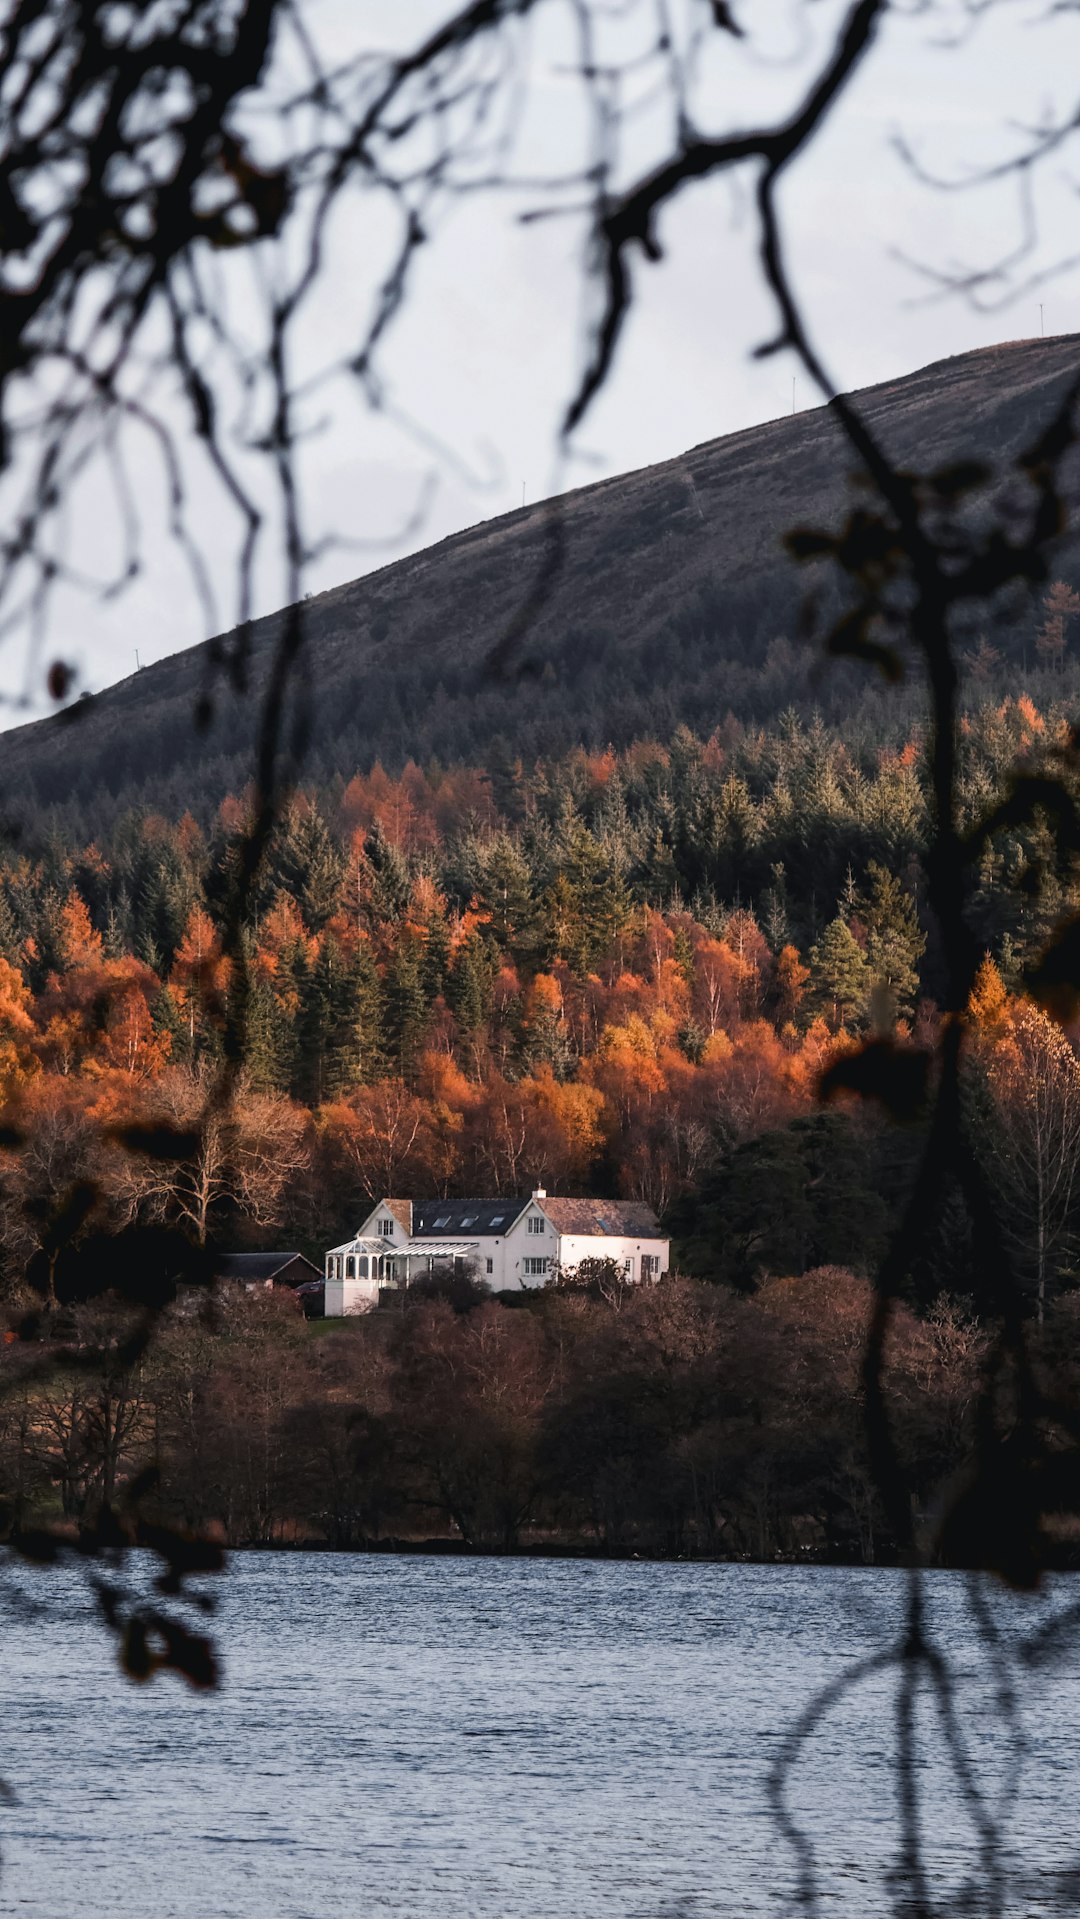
7,0 -> 1079,722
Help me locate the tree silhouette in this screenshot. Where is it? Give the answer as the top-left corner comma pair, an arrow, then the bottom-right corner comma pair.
4,3 -> 1080,1912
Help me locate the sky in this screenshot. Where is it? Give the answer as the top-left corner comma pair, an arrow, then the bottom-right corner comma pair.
6,0 -> 1080,722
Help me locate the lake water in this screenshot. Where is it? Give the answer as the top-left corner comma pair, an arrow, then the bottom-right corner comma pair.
1,1555 -> 1079,1917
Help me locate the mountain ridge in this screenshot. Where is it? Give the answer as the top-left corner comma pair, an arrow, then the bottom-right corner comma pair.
5,334 -> 1080,830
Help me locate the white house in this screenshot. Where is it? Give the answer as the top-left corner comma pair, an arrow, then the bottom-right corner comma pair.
323,1190 -> 669,1315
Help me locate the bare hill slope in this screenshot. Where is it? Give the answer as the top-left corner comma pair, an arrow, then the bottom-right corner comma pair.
6,334 -> 1080,824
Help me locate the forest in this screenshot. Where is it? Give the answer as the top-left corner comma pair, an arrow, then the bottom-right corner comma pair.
0,671 -> 1077,1280
2,649 -> 1080,1553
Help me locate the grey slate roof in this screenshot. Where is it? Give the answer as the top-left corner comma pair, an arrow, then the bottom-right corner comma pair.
540,1198 -> 662,1238
216,1252 -> 322,1285
412,1198 -> 527,1237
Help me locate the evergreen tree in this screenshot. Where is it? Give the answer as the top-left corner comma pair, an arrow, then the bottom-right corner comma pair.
477,836 -> 537,956
243,977 -> 295,1094
270,803 -> 346,931
857,861 -> 925,1016
296,935 -> 384,1102
447,930 -> 497,1038
365,823 -> 412,921
808,916 -> 869,1029
486,740 -> 528,823
385,935 -> 429,1077
348,939 -> 387,1085
761,861 -> 790,952
152,983 -> 191,1068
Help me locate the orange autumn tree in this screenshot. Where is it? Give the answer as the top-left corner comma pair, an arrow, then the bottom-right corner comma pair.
36,892 -> 170,1081
0,957 -> 39,1094
169,906 -> 230,1051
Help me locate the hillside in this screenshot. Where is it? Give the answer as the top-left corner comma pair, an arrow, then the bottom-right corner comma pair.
5,334 -> 1080,829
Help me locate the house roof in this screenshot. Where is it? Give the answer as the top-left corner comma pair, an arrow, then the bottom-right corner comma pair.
539,1198 -> 663,1238
216,1253 -> 322,1284
382,1199 -> 414,1233
412,1198 -> 527,1237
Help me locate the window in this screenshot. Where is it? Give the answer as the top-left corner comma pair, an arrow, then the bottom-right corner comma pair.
357,1257 -> 369,1279
346,1256 -> 356,1279
433,1215 -> 451,1228
460,1214 -> 477,1227
486,1258 -> 494,1275
623,1257 -> 633,1277
527,1216 -> 544,1235
524,1257 -> 549,1278
642,1254 -> 659,1280
379,1218 -> 394,1237
489,1214 -> 505,1227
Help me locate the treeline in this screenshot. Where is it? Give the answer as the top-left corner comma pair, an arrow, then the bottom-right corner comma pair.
8,1267 -> 1080,1564
0,1273 -> 1003,1562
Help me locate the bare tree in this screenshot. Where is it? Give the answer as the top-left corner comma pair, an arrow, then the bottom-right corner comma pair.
4,0 -> 1080,1904
983,1003 -> 1080,1324
111,1065 -> 309,1245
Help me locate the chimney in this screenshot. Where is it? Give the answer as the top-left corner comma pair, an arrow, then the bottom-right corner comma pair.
532,1187 -> 547,1201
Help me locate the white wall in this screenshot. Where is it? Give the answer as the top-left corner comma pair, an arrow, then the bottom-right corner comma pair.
553,1234 -> 669,1281
324,1249 -> 383,1315
356,1202 -> 405,1247
501,1199 -> 554,1290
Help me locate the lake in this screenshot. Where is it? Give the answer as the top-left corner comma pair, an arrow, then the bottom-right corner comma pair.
1,1555 -> 1079,1917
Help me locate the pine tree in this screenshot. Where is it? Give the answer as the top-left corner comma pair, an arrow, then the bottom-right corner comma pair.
295,935 -> 384,1102
271,803 -> 346,931
478,836 -> 537,956
152,984 -> 191,1068
243,977 -> 295,1094
1035,579 -> 1080,673
365,823 -> 412,921
447,930 -> 497,1037
486,740 -> 528,823
858,862 -> 925,1016
348,939 -> 387,1085
761,861 -> 790,951
808,916 -> 869,1030
385,935 -> 429,1078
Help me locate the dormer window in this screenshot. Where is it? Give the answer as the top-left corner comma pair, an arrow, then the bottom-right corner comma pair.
528,1215 -> 544,1235
379,1218 -> 394,1237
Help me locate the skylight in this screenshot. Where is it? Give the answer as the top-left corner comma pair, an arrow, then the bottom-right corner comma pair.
433,1215 -> 451,1228
460,1214 -> 477,1227
489,1215 -> 505,1227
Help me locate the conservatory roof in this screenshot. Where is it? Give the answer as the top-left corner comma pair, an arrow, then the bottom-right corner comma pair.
326,1237 -> 480,1260
395,1240 -> 480,1258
